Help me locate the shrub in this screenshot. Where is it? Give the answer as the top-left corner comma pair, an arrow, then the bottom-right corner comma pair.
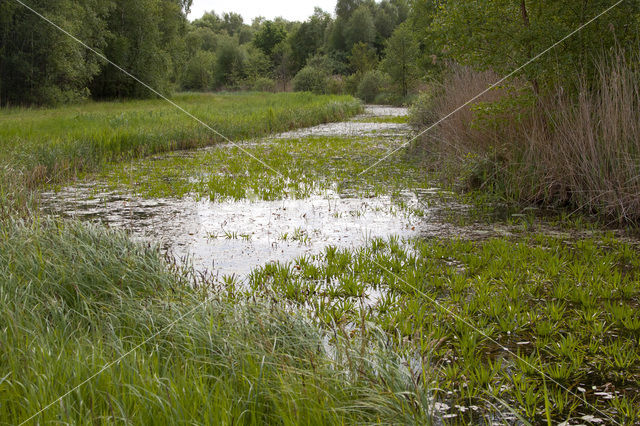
356,70 -> 391,103
292,66 -> 329,94
250,77 -> 276,92
345,74 -> 360,96
326,75 -> 346,95
373,92 -> 402,106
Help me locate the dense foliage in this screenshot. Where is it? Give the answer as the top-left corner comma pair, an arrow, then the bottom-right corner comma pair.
429,0 -> 640,92
2,1 -> 639,106
409,1 -> 640,221
181,0 -> 414,101
0,0 -> 423,105
0,0 -> 191,106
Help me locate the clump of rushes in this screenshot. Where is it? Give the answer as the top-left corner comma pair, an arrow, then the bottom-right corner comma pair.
0,92 -> 361,190
247,235 -> 640,424
0,218 -> 434,424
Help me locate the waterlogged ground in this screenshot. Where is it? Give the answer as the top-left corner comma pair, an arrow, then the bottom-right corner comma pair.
39,104 -> 640,424
42,189 -> 424,277
41,106 -> 432,276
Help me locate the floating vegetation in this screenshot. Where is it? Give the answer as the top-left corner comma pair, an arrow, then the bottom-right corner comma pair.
244,235 -> 640,424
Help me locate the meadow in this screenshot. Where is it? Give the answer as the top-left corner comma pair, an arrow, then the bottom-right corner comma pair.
0,92 -> 361,189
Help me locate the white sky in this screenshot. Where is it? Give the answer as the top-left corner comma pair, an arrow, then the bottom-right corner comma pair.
189,0 -> 338,22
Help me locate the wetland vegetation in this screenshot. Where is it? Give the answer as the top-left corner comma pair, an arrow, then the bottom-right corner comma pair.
1,0 -> 640,425
0,92 -> 360,189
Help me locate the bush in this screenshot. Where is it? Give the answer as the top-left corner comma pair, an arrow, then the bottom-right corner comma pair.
408,90 -> 438,129
250,77 -> 276,92
292,66 -> 329,94
326,75 -> 346,95
373,92 -> 402,106
356,70 -> 391,103
345,74 -> 360,96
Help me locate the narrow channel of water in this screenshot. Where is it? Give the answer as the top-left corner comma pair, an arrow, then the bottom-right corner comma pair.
39,106 -> 427,277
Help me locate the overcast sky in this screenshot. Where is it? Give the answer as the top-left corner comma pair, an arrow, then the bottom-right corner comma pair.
188,0 -> 338,23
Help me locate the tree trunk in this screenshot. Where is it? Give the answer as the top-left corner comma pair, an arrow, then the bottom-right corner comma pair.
520,0 -> 539,95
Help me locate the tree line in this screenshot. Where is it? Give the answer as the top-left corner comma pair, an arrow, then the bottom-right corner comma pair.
157,0 -> 421,103
0,0 -> 193,105
1,0 -> 638,106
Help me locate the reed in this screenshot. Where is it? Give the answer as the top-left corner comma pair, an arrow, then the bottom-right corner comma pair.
411,52 -> 640,223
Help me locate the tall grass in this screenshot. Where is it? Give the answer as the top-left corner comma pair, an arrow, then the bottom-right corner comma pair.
0,92 -> 362,188
0,218 -> 432,424
522,56 -> 640,221
412,54 -> 640,223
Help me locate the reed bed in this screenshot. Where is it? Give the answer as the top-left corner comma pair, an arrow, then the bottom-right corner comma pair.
411,53 -> 640,223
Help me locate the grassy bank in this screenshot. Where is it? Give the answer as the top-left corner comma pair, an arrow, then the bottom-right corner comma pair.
0,219 -> 433,424
0,92 -> 361,190
245,235 -> 640,424
411,55 -> 640,224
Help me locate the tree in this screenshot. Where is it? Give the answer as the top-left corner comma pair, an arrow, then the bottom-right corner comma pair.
0,0 -> 109,105
221,12 -> 244,36
272,41 -> 294,91
382,23 -> 420,97
184,26 -> 218,55
407,0 -> 439,73
336,0 -> 363,20
349,42 -> 378,75
430,0 -> 640,93
90,0 -> 189,99
193,11 -> 223,32
289,8 -> 331,72
253,21 -> 287,57
214,35 -> 245,88
243,45 -> 272,81
182,51 -> 215,90
344,5 -> 376,51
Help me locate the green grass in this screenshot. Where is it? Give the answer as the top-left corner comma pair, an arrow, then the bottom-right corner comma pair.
0,219 -> 434,424
4,91 -> 640,424
0,92 -> 361,188
244,235 -> 640,424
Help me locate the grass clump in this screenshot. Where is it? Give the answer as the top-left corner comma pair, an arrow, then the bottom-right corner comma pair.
246,235 -> 640,424
0,218 -> 433,424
